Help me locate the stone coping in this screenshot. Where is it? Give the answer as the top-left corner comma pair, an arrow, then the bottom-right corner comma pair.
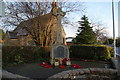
1,70 -> 33,80
1,68 -> 119,80
47,68 -> 119,80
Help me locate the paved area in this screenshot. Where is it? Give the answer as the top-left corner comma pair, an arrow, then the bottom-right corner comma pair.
117,55 -> 120,70
4,60 -> 111,80
111,47 -> 120,69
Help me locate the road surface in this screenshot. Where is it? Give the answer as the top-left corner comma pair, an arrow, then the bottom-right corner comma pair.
116,47 -> 120,56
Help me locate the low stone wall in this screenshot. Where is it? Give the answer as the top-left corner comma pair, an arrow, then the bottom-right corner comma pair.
48,68 -> 119,80
2,70 -> 33,80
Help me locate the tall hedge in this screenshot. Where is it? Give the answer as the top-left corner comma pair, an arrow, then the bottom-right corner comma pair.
69,44 -> 112,61
2,46 -> 51,67
2,45 -> 113,68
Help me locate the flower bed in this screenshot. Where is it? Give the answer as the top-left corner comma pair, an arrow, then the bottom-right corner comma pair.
39,62 -> 81,69
39,58 -> 81,69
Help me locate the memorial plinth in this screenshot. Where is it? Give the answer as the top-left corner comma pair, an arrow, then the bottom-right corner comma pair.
50,2 -> 71,66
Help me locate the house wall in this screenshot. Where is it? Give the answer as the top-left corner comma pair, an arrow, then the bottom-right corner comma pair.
3,34 -> 35,46
18,35 -> 35,46
3,34 -> 18,46
4,38 -> 19,46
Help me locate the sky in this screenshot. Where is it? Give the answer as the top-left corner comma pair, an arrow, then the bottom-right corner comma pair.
0,0 -> 119,38
64,1 -> 119,38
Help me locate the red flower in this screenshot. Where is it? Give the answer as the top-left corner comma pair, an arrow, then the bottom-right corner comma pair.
39,62 -> 49,66
71,64 -> 76,66
62,58 -> 69,61
39,64 -> 45,66
72,64 -> 81,68
62,58 -> 70,64
59,65 -> 65,68
44,65 -> 52,68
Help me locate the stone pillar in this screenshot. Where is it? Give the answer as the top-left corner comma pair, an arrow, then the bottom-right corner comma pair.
52,3 -> 66,44
56,8 -> 66,44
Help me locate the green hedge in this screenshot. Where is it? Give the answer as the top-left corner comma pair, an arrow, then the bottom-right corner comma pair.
2,45 -> 113,67
69,44 -> 112,61
2,46 -> 51,67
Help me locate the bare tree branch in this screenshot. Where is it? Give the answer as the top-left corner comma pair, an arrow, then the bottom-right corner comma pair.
2,2 -> 84,46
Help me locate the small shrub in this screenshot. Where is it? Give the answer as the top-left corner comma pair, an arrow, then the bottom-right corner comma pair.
14,54 -> 24,63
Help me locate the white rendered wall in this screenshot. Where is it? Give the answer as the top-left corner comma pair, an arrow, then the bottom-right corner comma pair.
0,0 -> 5,17
118,1 -> 120,38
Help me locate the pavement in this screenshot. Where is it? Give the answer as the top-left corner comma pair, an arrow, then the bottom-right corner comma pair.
111,55 -> 120,70
111,47 -> 120,69
111,58 -> 118,69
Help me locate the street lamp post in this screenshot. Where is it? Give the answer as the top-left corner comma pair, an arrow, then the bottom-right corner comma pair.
112,0 -> 116,58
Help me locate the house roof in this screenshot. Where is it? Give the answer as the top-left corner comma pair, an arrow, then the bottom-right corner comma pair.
16,29 -> 28,36
7,31 -> 18,39
66,37 -> 75,42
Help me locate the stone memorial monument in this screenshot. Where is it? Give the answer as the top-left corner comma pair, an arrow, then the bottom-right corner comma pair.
50,2 -> 71,66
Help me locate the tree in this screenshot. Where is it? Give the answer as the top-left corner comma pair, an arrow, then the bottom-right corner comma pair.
103,38 -> 113,45
2,2 -> 83,28
104,38 -> 120,47
90,19 -> 109,43
73,15 -> 96,44
2,2 -> 83,46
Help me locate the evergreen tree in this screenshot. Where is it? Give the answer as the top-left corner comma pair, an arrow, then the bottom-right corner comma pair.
73,15 -> 96,44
